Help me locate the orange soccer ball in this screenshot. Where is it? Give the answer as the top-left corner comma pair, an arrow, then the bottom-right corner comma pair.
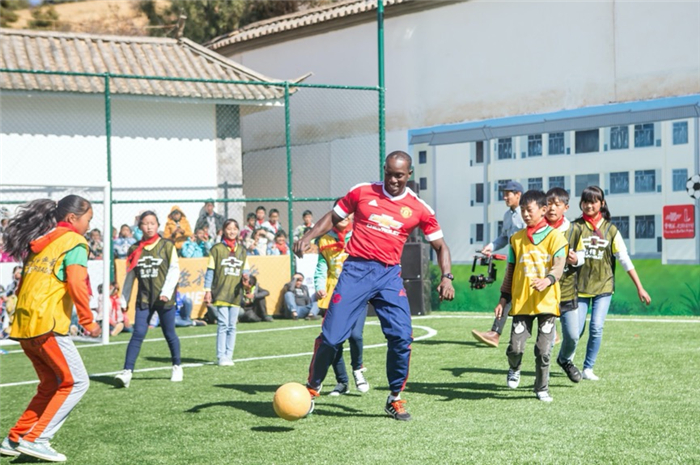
273,382 -> 312,421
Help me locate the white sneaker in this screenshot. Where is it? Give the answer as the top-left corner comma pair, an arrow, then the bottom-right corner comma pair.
507,369 -> 521,389
352,367 -> 370,393
115,369 -> 132,388
16,440 -> 66,462
582,368 -> 599,381
218,359 -> 234,366
329,382 -> 349,396
171,365 -> 183,382
536,391 -> 553,402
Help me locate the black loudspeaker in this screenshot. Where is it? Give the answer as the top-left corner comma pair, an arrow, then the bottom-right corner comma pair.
403,278 -> 431,315
366,278 -> 431,316
401,242 -> 429,280
367,242 -> 432,316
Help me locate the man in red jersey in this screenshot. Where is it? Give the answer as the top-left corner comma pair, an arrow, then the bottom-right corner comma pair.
294,151 -> 455,421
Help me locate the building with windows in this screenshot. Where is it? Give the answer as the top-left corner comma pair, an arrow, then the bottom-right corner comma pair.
207,0 -> 700,265
409,95 -> 699,264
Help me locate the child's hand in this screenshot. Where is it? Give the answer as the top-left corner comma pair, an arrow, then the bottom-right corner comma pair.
203,291 -> 212,304
566,250 -> 578,265
638,288 -> 651,305
159,295 -> 169,302
531,278 -> 550,292
317,290 -> 327,298
494,303 -> 503,319
86,324 -> 102,338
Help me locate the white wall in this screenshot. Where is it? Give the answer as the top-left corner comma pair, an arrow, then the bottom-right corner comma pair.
226,1 -> 700,132
221,0 -> 700,241
0,94 -> 222,228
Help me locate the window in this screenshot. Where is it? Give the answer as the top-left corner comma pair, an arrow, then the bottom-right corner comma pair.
549,133 -> 565,155
496,179 -> 511,201
635,215 -> 655,239
673,122 -> 688,145
634,124 -> 654,148
610,126 -> 629,150
611,216 -> 630,239
528,135 -> 542,157
418,150 -> 427,164
476,224 -> 484,242
635,170 -> 655,193
475,141 -> 484,163
575,174 -> 600,196
475,183 -> 484,204
419,177 -> 428,191
549,176 -> 565,190
575,129 -> 599,153
497,221 -> 504,236
609,172 -> 629,194
498,138 -> 513,160
528,177 -> 543,191
672,169 -> 688,192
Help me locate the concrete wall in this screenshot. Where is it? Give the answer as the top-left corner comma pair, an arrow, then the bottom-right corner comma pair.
220,0 -> 700,251
225,1 -> 699,145
0,93 -> 239,228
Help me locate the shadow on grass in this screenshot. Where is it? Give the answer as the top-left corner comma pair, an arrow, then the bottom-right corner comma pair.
214,383 -> 278,395
186,398 -> 384,419
89,375 -> 121,388
8,454 -> 49,464
443,367 -> 536,378
187,400 -> 277,417
311,402 -> 385,419
251,426 -> 295,433
414,339 -> 479,347
144,356 -> 211,364
407,381 -> 536,401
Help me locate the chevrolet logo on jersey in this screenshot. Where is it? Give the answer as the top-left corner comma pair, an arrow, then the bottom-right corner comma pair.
368,214 -> 403,230
519,250 -> 552,279
138,256 -> 163,278
582,236 -> 609,260
221,256 -> 243,276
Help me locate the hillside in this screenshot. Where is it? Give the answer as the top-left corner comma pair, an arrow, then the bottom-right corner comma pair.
8,0 -> 170,35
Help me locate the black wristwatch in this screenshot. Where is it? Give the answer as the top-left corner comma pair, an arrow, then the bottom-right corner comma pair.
442,273 -> 454,281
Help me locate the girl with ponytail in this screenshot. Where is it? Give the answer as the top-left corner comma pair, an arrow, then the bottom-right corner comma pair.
0,195 -> 100,462
570,186 -> 651,381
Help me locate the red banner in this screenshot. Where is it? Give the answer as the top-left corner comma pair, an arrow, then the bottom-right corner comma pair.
663,205 -> 695,239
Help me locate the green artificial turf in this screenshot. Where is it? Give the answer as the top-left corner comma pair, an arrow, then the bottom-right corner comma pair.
1,314 -> 699,464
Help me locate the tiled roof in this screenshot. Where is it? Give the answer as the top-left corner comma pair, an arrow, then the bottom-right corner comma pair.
207,0 -> 411,51
0,28 -> 287,101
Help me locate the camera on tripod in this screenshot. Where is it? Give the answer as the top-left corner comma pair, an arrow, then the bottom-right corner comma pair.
469,253 -> 506,290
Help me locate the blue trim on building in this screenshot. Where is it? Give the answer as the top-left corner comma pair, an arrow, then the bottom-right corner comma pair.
408,94 -> 700,140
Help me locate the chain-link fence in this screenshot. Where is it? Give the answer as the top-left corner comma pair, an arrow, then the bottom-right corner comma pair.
1,70 -> 382,340
1,70 -> 381,254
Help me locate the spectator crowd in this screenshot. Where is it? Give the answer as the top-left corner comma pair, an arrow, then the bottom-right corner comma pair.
0,201 -> 320,337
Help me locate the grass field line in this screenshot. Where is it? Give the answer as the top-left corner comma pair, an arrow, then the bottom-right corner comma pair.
0,324 -> 325,355
412,314 -> 700,323
0,323 -> 438,388
1,313 -> 697,356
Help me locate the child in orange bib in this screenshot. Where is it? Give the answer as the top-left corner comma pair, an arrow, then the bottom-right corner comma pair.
0,195 -> 100,462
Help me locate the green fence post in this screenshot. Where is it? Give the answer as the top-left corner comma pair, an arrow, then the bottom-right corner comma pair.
285,81 -> 294,276
104,73 -> 113,282
378,0 -> 386,179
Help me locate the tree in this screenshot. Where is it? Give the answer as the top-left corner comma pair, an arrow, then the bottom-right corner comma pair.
138,0 -> 337,45
0,0 -> 29,27
238,1 -> 303,28
139,0 -> 246,44
28,4 -> 63,30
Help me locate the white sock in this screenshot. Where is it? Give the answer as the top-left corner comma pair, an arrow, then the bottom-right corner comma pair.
388,394 -> 401,402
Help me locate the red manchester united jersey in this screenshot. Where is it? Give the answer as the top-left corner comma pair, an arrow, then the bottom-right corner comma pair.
334,182 -> 443,265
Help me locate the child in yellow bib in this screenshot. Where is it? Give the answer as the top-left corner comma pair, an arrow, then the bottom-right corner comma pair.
494,190 -> 568,402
